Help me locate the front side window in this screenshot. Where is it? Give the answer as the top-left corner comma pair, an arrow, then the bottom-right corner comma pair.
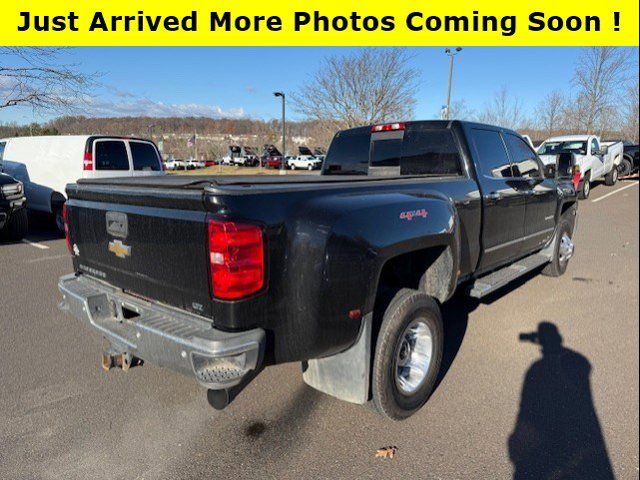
505,134 -> 543,178
470,129 -> 514,179
130,142 -> 161,171
0,142 -> 6,161
95,140 -> 129,171
590,138 -> 600,154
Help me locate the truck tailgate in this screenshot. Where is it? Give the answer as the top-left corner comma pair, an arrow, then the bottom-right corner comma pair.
67,195 -> 212,318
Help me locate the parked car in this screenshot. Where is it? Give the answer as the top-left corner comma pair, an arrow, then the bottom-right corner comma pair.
287,155 -> 322,170
204,160 -> 219,168
222,145 -> 242,166
0,172 -> 28,241
186,159 -> 205,170
58,120 -> 577,420
0,136 -> 164,232
233,147 -> 260,167
604,140 -> 639,177
260,144 -> 283,169
537,135 -> 623,199
288,146 -> 322,170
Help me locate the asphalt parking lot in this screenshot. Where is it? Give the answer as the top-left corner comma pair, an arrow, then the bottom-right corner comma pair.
1,180 -> 638,480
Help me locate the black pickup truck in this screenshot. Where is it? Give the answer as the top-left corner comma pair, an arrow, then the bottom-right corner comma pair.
0,172 -> 28,241
58,121 -> 578,420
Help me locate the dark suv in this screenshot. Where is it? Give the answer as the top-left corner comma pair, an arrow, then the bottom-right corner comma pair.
0,172 -> 28,241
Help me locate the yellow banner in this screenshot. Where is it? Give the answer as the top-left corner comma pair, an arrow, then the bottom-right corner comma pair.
1,0 -> 637,46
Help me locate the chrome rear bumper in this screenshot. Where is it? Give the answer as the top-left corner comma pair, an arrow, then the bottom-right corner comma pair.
58,273 -> 264,390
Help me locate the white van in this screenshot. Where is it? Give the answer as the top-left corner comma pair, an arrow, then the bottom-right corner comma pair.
0,136 -> 164,231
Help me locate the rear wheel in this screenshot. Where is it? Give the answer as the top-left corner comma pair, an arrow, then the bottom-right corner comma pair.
618,157 -> 633,177
604,166 -> 618,186
371,288 -> 443,420
542,219 -> 574,277
1,208 -> 28,241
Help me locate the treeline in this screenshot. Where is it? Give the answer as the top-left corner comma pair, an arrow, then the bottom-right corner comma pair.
0,116 -> 322,140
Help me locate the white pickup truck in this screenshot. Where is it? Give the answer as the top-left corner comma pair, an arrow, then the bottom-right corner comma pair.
537,135 -> 623,199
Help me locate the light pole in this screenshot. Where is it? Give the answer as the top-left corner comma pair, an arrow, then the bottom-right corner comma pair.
273,91 -> 286,174
444,47 -> 462,120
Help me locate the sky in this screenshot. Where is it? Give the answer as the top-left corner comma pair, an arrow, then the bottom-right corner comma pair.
0,46 -> 634,124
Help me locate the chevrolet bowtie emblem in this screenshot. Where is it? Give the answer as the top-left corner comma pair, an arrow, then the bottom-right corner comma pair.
108,239 -> 131,259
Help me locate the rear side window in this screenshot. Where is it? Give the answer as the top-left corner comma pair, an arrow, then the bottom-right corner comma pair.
470,129 -> 514,179
130,142 -> 161,171
95,140 -> 129,171
323,128 -> 370,175
401,130 -> 462,176
0,142 -> 5,161
504,134 -> 543,178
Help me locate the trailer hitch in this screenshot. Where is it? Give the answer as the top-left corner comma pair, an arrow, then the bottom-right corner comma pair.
101,349 -> 142,372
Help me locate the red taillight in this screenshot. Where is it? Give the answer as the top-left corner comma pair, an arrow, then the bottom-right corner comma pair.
371,122 -> 405,133
63,203 -> 72,254
572,165 -> 581,189
207,219 -> 264,300
83,151 -> 93,171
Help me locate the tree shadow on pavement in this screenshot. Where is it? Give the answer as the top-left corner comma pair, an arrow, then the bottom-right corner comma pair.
508,322 -> 614,480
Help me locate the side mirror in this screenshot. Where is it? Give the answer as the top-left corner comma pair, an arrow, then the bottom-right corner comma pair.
543,163 -> 556,179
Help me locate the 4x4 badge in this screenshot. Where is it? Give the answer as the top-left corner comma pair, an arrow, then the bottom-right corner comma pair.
108,240 -> 131,259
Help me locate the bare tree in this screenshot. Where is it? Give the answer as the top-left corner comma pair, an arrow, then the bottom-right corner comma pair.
437,99 -> 475,121
0,47 -> 94,111
572,47 -> 630,133
478,86 -> 524,129
534,90 -> 566,136
621,79 -> 639,142
293,49 -> 419,131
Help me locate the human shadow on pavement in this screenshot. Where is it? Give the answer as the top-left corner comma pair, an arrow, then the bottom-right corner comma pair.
508,322 -> 615,480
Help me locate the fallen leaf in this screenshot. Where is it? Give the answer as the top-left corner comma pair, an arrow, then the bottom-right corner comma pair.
375,446 -> 398,459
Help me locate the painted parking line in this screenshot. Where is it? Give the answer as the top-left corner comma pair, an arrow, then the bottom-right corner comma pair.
26,254 -> 69,264
592,182 -> 638,203
21,239 -> 50,250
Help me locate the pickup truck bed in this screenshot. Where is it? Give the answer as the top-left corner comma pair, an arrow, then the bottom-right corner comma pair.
59,120 -> 578,419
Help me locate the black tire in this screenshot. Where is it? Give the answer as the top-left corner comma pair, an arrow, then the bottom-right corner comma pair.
618,158 -> 633,177
371,288 -> 444,420
578,175 -> 590,200
53,205 -> 65,234
1,208 -> 28,241
542,219 -> 574,277
604,165 -> 618,186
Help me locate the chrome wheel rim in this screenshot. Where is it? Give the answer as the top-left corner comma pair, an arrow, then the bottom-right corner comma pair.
584,180 -> 590,196
559,233 -> 574,263
394,319 -> 433,395
613,168 -> 618,182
